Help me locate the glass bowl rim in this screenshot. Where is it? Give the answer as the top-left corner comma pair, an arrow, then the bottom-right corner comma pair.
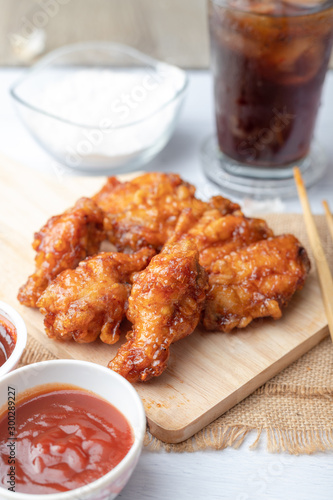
10,41 -> 189,130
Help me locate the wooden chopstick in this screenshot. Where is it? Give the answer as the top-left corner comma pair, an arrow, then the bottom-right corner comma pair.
322,200 -> 333,243
293,167 -> 333,342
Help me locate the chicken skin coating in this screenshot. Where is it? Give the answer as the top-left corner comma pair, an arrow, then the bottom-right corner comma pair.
37,248 -> 155,344
18,198 -> 105,308
170,209 -> 273,272
108,239 -> 208,382
203,235 -> 311,332
93,172 -> 240,251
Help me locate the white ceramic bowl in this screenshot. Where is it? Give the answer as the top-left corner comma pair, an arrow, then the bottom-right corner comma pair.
0,302 -> 27,379
0,360 -> 146,500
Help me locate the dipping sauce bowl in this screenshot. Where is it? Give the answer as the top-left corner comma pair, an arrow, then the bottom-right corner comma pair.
0,302 -> 27,379
0,360 -> 146,500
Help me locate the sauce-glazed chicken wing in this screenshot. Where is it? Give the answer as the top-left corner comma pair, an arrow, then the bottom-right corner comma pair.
203,235 -> 311,332
108,239 -> 208,382
37,248 -> 155,344
93,173 -> 240,251
18,198 -> 105,307
170,209 -> 273,272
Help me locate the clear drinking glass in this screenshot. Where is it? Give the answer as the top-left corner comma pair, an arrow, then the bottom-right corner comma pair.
203,0 -> 333,197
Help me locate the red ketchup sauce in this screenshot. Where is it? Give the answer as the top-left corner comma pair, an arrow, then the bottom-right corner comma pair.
0,314 -> 17,367
0,385 -> 133,494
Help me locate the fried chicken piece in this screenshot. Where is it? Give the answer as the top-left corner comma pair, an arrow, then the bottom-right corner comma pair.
170,209 -> 274,272
18,198 -> 105,308
93,172 -> 241,251
203,235 -> 311,332
108,239 -> 208,382
37,248 -> 155,344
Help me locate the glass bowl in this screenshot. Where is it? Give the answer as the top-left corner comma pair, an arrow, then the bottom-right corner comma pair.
10,42 -> 188,175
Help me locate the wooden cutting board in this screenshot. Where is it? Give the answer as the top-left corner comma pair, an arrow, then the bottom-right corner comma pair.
0,154 -> 328,443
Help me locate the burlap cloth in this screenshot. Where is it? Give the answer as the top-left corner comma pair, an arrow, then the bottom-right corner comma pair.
18,215 -> 333,455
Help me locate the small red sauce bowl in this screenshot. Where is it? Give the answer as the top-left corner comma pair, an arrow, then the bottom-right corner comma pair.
0,302 -> 27,379
0,360 -> 146,500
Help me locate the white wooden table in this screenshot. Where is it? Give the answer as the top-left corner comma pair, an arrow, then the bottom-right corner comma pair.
1,69 -> 332,500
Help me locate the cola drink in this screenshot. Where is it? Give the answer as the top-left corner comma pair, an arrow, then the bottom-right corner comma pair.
209,0 -> 333,167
